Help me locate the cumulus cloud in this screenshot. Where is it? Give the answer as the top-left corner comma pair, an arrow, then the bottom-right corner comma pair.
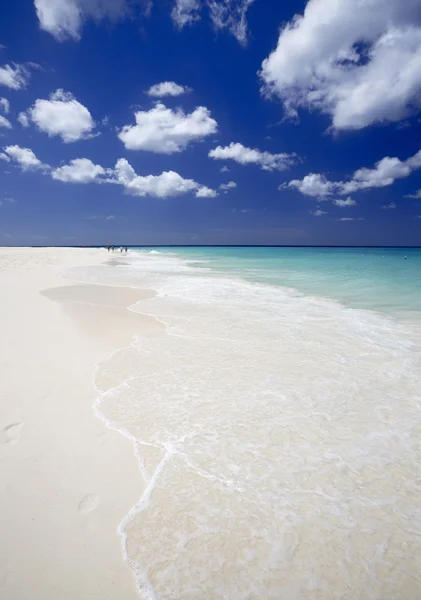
209,142 -> 295,171
310,208 -> 327,216
0,64 -> 30,89
24,89 -> 96,142
146,81 -> 192,97
0,152 -> 10,162
0,115 -> 12,129
219,180 -> 237,191
196,186 -> 218,197
260,0 -> 421,130
51,158 -> 111,183
207,0 -> 255,45
283,173 -> 333,197
171,0 -> 201,29
0,98 -> 9,113
284,148 -> 421,198
340,151 -> 421,194
381,201 -> 397,209
34,0 -> 148,41
2,145 -> 48,171
113,157 -> 216,198
118,102 -> 217,153
220,165 -> 230,172
17,112 -> 29,127
333,197 -> 356,207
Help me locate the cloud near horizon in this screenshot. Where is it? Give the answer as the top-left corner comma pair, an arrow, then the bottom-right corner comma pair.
283,148 -> 421,199
2,145 -> 217,199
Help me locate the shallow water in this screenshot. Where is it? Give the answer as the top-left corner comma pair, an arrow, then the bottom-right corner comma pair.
66,248 -> 421,599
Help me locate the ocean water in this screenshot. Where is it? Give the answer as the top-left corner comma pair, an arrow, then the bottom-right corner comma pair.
66,247 -> 421,600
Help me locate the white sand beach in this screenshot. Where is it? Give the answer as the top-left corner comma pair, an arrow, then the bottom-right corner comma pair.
2,246 -> 421,600
0,247 -> 155,600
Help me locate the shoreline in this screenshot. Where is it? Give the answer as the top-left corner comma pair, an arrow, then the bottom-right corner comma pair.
0,247 -> 156,600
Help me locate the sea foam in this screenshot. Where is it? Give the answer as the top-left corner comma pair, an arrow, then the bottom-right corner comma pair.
65,250 -> 421,600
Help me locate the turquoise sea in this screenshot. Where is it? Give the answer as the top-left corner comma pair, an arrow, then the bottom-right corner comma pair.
137,246 -> 421,322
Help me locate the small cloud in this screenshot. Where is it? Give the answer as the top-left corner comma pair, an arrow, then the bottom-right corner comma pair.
310,209 -> 327,216
0,115 -> 12,129
0,97 -> 10,113
3,233 -> 13,238
87,215 -> 115,220
102,115 -> 109,126
333,197 -> 356,207
336,217 -> 364,221
219,180 -> 237,191
220,166 -> 230,173
381,202 -> 396,209
241,209 -> 250,213
405,189 -> 421,199
17,112 -> 29,127
416,215 -> 421,219
146,82 -> 192,97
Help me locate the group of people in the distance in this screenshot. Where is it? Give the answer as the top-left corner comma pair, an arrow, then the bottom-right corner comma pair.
107,245 -> 128,253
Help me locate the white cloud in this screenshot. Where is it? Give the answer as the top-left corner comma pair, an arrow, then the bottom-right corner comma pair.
2,145 -> 47,171
0,64 -> 29,89
146,81 -> 192,97
283,173 -> 334,197
220,165 -> 230,172
34,0 -> 146,41
26,89 -> 96,142
333,197 -> 356,207
196,186 -> 218,197
404,189 -> 421,198
0,115 -> 12,129
209,142 -> 295,171
17,112 -> 29,127
337,217 -> 364,221
113,157 -> 216,198
0,98 -> 9,113
310,208 -> 327,216
260,0 -> 421,130
208,0 -> 255,45
341,150 -> 421,194
220,180 -> 236,191
0,152 -> 10,162
51,158 -> 110,183
284,148 -> 421,198
171,0 -> 201,29
118,102 -> 217,153
381,201 -> 397,209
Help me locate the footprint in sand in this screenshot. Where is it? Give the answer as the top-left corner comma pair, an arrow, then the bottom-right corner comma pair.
78,493 -> 99,514
4,422 -> 22,445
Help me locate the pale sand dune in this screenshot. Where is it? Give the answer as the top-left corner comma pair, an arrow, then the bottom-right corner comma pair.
0,247 -> 154,600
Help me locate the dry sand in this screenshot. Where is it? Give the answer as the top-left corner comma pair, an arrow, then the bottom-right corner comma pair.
0,247 -> 154,600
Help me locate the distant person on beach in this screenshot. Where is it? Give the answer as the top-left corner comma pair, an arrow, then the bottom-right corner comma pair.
107,245 -> 110,252
112,245 -> 115,252
125,247 -> 128,254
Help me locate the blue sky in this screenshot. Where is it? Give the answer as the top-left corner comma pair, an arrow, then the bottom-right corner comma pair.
1,0 -> 421,246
